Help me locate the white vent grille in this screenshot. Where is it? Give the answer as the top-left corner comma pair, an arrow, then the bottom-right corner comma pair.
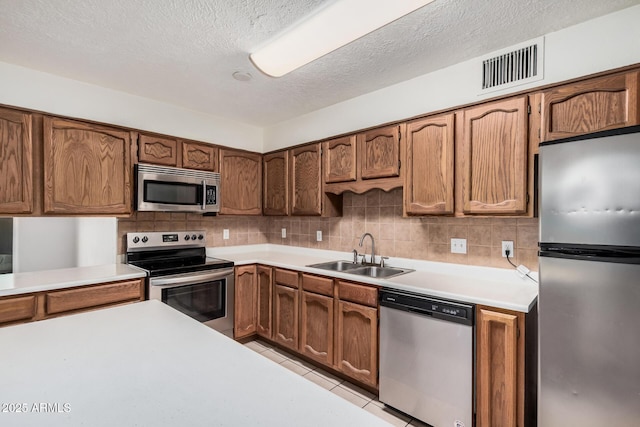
480,37 -> 544,93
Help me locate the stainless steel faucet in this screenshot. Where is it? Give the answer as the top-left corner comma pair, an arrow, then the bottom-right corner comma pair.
359,233 -> 376,265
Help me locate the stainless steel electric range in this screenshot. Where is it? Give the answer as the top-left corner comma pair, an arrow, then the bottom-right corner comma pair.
125,230 -> 234,335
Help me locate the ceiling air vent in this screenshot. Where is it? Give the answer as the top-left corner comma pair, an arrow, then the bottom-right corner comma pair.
480,37 -> 544,93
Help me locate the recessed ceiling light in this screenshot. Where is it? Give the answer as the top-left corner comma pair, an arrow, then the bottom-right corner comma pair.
232,71 -> 253,82
250,0 -> 435,78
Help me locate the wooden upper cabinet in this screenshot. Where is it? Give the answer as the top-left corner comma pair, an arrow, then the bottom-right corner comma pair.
460,96 -> 529,215
541,71 -> 640,141
0,108 -> 32,214
43,117 -> 132,215
181,140 -> 218,171
256,265 -> 273,339
234,265 -> 257,339
138,133 -> 178,167
358,124 -> 401,180
290,144 -> 322,215
405,113 -> 455,215
219,149 -> 262,215
323,135 -> 357,183
263,151 -> 289,216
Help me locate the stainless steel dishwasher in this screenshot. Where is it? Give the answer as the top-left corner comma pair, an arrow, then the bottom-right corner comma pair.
379,289 -> 474,427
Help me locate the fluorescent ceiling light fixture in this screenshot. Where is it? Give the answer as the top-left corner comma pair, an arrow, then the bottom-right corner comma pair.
250,0 -> 435,77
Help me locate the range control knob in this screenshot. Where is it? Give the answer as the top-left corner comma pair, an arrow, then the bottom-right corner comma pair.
132,236 -> 140,243
197,234 -> 204,240
191,234 -> 197,241
141,236 -> 148,243
184,235 -> 190,241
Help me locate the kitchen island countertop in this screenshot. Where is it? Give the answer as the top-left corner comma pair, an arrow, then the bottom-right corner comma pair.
208,244 -> 538,312
0,300 -> 392,427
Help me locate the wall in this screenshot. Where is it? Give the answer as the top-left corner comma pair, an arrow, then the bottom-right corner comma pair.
0,61 -> 263,152
263,4 -> 640,151
118,189 -> 539,271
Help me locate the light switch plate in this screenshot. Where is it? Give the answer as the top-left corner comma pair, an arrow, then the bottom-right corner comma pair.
281,228 -> 287,238
451,238 -> 467,254
316,230 -> 322,241
223,229 -> 229,240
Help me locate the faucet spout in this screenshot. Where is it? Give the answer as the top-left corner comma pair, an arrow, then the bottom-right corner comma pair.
358,233 -> 376,265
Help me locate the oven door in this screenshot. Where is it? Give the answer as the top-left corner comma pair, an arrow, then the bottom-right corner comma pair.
148,268 -> 234,333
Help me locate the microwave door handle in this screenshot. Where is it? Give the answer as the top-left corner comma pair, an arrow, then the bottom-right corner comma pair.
201,180 -> 206,211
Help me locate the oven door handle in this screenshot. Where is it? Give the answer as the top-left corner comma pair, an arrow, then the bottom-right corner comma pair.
150,268 -> 234,287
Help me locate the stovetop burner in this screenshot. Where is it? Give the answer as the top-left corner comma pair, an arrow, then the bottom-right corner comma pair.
125,230 -> 233,277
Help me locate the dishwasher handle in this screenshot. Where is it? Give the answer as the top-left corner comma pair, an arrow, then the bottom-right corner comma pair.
380,290 -> 474,326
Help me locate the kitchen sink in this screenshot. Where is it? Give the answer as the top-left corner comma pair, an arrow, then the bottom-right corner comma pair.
307,260 -> 362,272
307,261 -> 413,279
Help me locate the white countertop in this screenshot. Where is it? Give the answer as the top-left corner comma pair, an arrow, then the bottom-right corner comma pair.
0,300 -> 391,427
209,244 -> 538,312
0,264 -> 147,297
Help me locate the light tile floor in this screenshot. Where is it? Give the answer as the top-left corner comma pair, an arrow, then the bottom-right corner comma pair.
243,339 -> 430,427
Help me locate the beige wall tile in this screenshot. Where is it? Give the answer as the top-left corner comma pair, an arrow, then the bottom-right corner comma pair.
468,225 -> 492,246
428,244 -> 449,262
429,224 -> 447,244
517,226 -> 539,249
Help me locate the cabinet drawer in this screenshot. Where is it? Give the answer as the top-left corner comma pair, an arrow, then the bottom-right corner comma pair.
301,274 -> 334,297
274,268 -> 299,288
337,281 -> 378,307
0,295 -> 37,325
46,279 -> 143,315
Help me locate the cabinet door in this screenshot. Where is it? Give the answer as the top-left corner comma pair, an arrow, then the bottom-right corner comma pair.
0,108 -> 32,214
234,265 -> 257,339
476,306 -> 525,427
323,135 -> 356,183
273,284 -> 299,351
290,144 -> 322,216
461,96 -> 528,214
43,117 -> 132,214
263,151 -> 289,215
358,124 -> 401,180
336,300 -> 378,388
541,71 -> 639,141
405,113 -> 455,215
219,149 -> 262,215
0,294 -> 37,326
300,291 -> 334,366
137,133 -> 178,167
256,265 -> 272,338
182,140 -> 218,171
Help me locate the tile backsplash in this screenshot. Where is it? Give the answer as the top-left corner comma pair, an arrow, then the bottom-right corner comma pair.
118,189 -> 539,271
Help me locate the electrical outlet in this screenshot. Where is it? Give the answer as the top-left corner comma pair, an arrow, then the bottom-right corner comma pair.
316,230 -> 322,242
281,228 -> 287,238
502,241 -> 514,258
223,229 -> 229,240
451,238 -> 467,254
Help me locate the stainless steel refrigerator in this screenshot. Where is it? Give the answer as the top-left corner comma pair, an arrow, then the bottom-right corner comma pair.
538,125 -> 640,426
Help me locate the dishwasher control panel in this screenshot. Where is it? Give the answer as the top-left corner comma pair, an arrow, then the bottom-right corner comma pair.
380,290 -> 474,326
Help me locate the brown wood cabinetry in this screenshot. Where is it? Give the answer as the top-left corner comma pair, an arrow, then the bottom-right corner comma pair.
359,124 -> 402,180
300,290 -> 334,365
234,265 -> 257,339
0,278 -> 144,328
219,149 -> 262,215
181,140 -> 218,171
290,143 -> 341,216
272,268 -> 299,350
458,96 -> 529,215
43,117 -> 132,215
0,107 -> 33,214
323,135 -> 357,183
541,70 -> 640,141
336,299 -> 378,388
404,113 -> 455,215
263,151 -> 289,215
137,133 -> 178,166
256,265 -> 272,338
476,305 -> 525,427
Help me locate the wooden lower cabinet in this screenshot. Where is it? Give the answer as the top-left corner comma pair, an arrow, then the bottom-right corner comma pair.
300,291 -> 334,365
476,305 -> 525,427
234,265 -> 257,339
256,265 -> 272,338
335,300 -> 378,388
273,284 -> 299,350
0,278 -> 144,328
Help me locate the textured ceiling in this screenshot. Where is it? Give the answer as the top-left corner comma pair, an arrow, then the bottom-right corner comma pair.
0,0 -> 637,126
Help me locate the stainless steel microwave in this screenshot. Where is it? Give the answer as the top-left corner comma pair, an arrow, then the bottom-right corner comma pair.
136,164 -> 220,213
